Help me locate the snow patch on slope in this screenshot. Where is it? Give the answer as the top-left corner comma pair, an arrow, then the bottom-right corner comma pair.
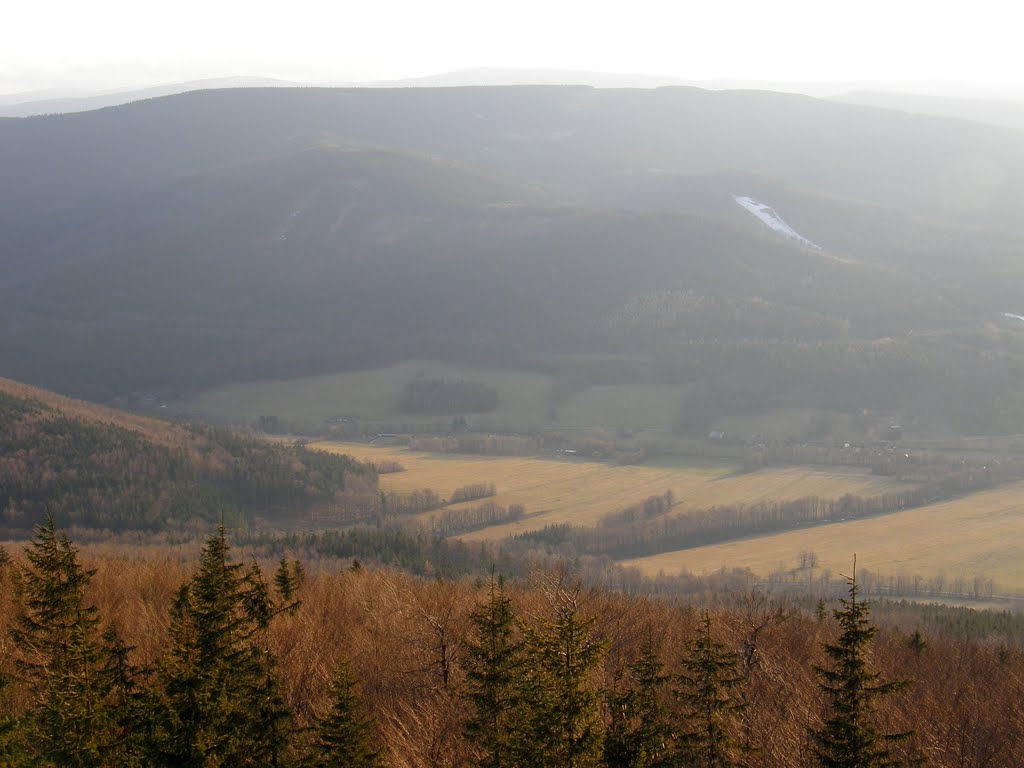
1004,312 -> 1024,323
734,196 -> 821,251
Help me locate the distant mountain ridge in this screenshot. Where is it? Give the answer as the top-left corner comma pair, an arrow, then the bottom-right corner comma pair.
8,68 -> 1020,118
0,76 -> 308,117
5,85 -> 1024,229
832,90 -> 1024,133
4,85 -> 1024,435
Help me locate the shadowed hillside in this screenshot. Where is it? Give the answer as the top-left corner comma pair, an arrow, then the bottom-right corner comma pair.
0,378 -> 376,533
4,87 -> 1024,435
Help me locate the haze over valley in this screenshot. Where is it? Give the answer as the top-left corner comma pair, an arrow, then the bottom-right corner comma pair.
5,85 -> 1024,438
5,6 -> 1024,765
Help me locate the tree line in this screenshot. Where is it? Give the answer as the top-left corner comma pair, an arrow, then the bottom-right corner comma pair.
399,377 -> 499,415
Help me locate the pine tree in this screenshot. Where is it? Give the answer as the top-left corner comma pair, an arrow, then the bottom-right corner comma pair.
604,630 -> 673,768
0,670 -> 21,764
274,558 -> 305,602
462,575 -> 523,768
97,624 -> 146,768
518,574 -> 608,768
147,525 -> 295,768
9,516 -> 124,767
673,611 -> 746,768
0,547 -> 19,764
811,566 -> 915,768
907,631 -> 928,657
306,658 -> 381,768
815,598 -> 829,623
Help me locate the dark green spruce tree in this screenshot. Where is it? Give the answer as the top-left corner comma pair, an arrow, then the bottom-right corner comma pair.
0,547 -> 19,764
673,611 -> 746,768
0,670 -> 21,765
274,558 -> 305,602
518,575 -> 608,768
462,575 -> 523,768
9,516 -> 135,767
147,525 -> 297,768
97,624 -> 146,768
604,630 -> 673,768
811,566 -> 917,768
306,657 -> 381,768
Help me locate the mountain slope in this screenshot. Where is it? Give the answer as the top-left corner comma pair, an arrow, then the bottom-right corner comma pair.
832,90 -> 1024,133
0,378 -> 376,534
7,141 -> 914,399
5,86 -> 1024,230
5,87 -> 1024,434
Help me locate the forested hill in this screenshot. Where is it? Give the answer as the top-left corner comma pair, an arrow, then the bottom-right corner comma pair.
0,378 -> 376,534
5,85 -> 1024,226
5,87 -> 1024,434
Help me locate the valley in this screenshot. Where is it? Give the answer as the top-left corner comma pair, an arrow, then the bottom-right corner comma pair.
308,441 -> 1024,596
314,441 -> 906,537
4,85 -> 1024,601
9,10 -> 1024,767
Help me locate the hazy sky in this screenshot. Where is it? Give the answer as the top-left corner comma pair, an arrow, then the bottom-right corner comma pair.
3,0 -> 1023,96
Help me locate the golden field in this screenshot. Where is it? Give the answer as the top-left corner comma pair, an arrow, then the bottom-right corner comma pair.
313,442 -> 909,541
622,481 -> 1024,592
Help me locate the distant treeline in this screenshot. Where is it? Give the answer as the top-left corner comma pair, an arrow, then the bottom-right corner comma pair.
409,433 -> 542,455
380,489 -> 443,516
429,501 -> 525,537
766,564 -> 997,602
449,482 -> 497,504
600,491 -> 676,527
398,376 -> 498,414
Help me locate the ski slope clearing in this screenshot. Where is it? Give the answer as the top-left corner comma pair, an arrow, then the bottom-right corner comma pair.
734,195 -> 821,250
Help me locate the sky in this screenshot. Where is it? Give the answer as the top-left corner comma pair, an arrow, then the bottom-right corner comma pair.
3,0 -> 1023,97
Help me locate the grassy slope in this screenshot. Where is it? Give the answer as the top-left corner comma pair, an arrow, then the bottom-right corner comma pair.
188,360 -> 556,430
189,366 -> 868,440
552,384 -> 683,429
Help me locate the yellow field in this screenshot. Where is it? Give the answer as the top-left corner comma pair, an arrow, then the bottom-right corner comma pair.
623,482 -> 1024,591
314,442 -> 909,541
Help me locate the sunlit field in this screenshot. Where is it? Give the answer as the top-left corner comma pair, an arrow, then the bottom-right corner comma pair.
314,442 -> 910,540
623,481 -> 1024,593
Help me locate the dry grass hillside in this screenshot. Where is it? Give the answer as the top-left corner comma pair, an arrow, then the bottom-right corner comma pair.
0,542 -> 1019,768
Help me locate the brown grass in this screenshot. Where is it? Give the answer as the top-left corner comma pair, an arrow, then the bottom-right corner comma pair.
0,548 -> 1019,768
